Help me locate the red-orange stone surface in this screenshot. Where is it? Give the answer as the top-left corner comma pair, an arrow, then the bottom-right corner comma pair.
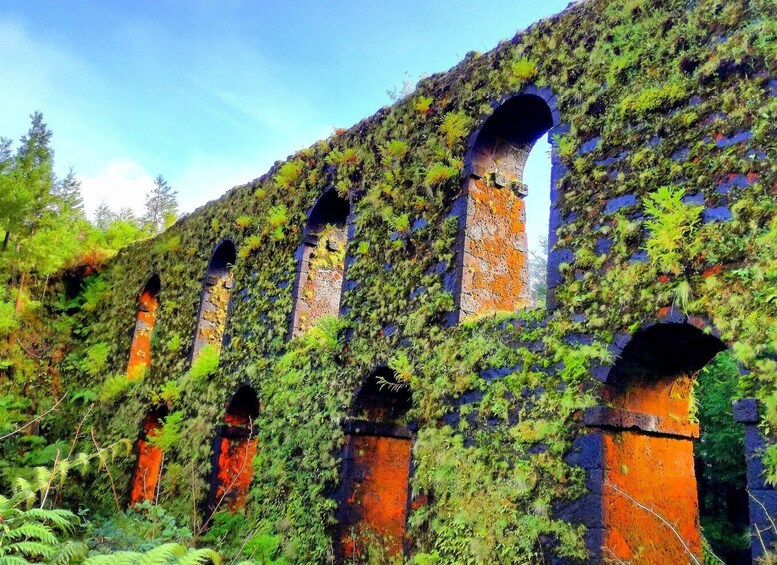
601,371 -> 702,563
213,413 -> 257,511
129,418 -> 163,505
340,435 -> 412,559
127,290 -> 158,380
460,178 -> 530,318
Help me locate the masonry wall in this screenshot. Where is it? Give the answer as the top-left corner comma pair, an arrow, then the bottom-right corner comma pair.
66,0 -> 777,562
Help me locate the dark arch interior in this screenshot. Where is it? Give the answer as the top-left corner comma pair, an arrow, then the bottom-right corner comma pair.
608,323 -> 727,384
142,405 -> 168,429
208,240 -> 237,277
475,93 -> 554,150
307,189 -> 349,233
352,368 -> 412,422
226,385 -> 260,421
142,274 -> 161,298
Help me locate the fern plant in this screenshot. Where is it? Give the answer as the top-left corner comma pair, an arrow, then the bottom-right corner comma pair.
643,185 -> 702,274
0,494 -> 89,564
82,542 -> 220,565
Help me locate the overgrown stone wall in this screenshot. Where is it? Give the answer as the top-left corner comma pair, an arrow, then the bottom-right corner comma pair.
61,0 -> 777,562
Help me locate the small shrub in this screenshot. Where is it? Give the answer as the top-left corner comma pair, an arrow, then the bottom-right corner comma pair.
274,161 -> 303,189
415,95 -> 433,115
510,57 -> 538,82
147,411 -> 184,452
643,185 -> 702,274
82,342 -> 110,376
156,380 -> 181,405
165,332 -> 182,353
383,139 -> 409,162
266,205 -> 288,230
153,235 -> 181,254
235,215 -> 252,229
553,133 -> 577,160
390,213 -> 411,233
439,111 -> 472,148
620,82 -> 686,115
98,373 -> 134,403
188,344 -> 220,381
239,234 -> 262,259
326,147 -> 360,167
425,163 -> 459,187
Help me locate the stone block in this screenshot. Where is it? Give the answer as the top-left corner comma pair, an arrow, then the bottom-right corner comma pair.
683,192 -> 705,205
594,238 -> 613,255
703,206 -> 733,223
749,489 -> 777,561
733,398 -> 758,424
603,194 -> 637,214
564,433 -> 604,470
554,493 -> 603,529
768,78 -> 777,97
579,137 -> 602,155
671,147 -> 690,161
715,130 -> 752,148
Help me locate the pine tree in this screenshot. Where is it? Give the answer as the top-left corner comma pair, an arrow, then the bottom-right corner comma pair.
53,167 -> 85,219
143,174 -> 178,234
93,202 -> 114,231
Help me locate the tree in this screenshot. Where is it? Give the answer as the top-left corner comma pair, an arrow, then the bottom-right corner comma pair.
52,167 -> 85,220
0,112 -> 55,256
528,235 -> 548,307
93,202 -> 114,231
143,174 -> 178,234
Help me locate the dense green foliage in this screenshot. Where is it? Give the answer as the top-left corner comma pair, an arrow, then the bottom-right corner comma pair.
696,352 -> 750,563
2,0 -> 777,563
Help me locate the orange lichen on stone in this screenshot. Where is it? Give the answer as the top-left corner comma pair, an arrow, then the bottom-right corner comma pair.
194,273 -> 233,357
460,178 -> 530,318
129,417 -> 164,505
602,431 -> 701,563
601,371 -> 702,563
213,413 -> 257,512
606,372 -> 695,422
292,225 -> 346,335
127,290 -> 158,380
340,434 -> 412,560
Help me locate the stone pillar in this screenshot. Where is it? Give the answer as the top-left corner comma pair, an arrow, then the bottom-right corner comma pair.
575,406 -> 703,563
733,398 -> 777,561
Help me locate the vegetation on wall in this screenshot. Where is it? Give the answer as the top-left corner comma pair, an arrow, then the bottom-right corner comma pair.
2,0 -> 777,563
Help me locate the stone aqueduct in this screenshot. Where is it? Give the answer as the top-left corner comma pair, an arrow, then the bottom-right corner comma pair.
82,0 -> 777,562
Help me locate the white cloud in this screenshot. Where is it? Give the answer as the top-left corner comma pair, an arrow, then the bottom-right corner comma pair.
79,158 -> 155,220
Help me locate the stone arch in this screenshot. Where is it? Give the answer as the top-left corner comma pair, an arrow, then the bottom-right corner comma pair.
129,405 -> 168,506
338,368 -> 413,560
587,321 -> 739,563
206,384 -> 259,516
192,240 -> 236,361
126,274 -> 160,380
290,188 -> 350,336
454,87 -> 559,321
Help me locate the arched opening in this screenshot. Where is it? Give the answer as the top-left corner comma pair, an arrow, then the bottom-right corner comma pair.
524,135 -> 552,307
338,369 -> 413,560
129,405 -> 168,505
290,188 -> 349,336
596,323 -> 748,563
206,385 -> 259,516
456,92 -> 555,320
192,240 -> 236,361
127,274 -> 160,380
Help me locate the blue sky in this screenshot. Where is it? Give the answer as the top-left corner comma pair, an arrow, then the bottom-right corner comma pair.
0,0 -> 571,252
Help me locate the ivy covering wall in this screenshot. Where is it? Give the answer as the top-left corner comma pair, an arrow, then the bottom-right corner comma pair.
35,0 -> 777,562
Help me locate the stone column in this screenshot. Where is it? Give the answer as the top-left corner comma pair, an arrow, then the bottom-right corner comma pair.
733,398 -> 777,561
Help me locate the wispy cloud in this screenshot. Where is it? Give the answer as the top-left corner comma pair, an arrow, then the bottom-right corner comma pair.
79,158 -> 155,220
